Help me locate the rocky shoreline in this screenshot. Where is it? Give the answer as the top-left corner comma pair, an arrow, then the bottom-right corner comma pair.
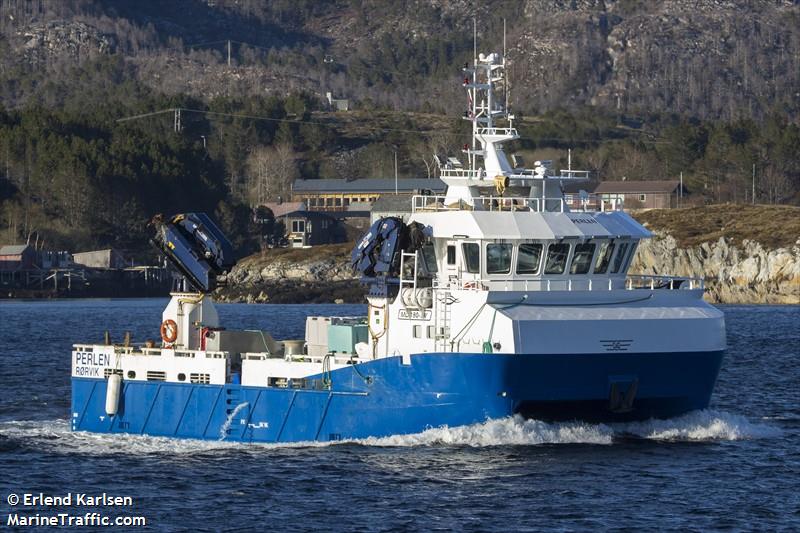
213,279 -> 363,304
212,244 -> 364,304
630,233 -> 799,304
214,235 -> 799,305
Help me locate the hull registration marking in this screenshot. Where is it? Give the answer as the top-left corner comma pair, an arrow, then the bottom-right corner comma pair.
398,309 -> 432,321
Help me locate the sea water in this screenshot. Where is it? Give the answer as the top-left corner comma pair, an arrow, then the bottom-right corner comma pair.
0,300 -> 797,531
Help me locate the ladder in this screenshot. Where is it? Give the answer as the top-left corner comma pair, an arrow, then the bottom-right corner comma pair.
398,251 -> 418,297
434,289 -> 452,352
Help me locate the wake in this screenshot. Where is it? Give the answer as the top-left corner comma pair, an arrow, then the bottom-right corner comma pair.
360,409 -> 784,447
0,410 -> 783,454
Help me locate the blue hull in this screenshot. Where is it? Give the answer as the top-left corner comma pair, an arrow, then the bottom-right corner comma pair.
71,351 -> 724,442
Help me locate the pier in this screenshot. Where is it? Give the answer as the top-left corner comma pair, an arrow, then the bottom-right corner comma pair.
0,265 -> 171,298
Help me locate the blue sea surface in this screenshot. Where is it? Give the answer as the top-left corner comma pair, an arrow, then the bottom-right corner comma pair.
0,300 -> 798,531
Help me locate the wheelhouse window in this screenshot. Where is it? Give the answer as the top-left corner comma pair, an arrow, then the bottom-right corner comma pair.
462,243 -> 480,273
622,242 -> 637,271
516,243 -> 543,275
611,242 -> 630,273
593,241 -> 615,274
486,243 -> 512,274
420,243 -> 438,273
544,243 -> 570,275
569,243 -> 596,275
446,245 -> 456,266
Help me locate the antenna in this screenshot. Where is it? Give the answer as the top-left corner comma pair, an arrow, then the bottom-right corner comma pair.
471,18 -> 477,172
503,18 -> 508,115
473,18 -> 477,66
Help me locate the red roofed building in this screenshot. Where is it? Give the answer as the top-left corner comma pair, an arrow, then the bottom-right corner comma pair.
593,180 -> 688,209
0,244 -> 37,271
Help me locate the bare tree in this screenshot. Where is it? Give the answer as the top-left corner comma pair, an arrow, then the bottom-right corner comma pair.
408,131 -> 459,179
245,143 -> 298,205
760,165 -> 792,205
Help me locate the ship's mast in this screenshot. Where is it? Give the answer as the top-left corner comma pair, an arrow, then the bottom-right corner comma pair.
461,45 -> 516,179
439,25 -> 584,208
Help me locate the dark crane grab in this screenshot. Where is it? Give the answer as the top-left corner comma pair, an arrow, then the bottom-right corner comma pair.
149,213 -> 236,293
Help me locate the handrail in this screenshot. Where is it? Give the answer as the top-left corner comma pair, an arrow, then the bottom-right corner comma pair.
432,274 -> 704,292
412,195 -> 625,213
413,195 -> 562,213
71,344 -> 230,358
559,170 -> 591,179
439,168 -> 484,179
438,168 -> 590,182
475,127 -> 519,137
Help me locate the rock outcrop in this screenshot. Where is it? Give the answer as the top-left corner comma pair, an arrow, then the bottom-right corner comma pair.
630,233 -> 800,304
16,21 -> 116,63
227,254 -> 355,287
213,245 -> 361,304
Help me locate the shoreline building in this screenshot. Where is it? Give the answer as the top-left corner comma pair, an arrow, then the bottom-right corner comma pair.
291,178 -> 446,212
593,180 -> 687,209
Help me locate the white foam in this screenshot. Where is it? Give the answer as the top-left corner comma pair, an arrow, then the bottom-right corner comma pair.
0,410 -> 783,453
357,417 -> 615,447
610,409 -> 784,442
348,410 -> 784,447
219,402 -> 249,441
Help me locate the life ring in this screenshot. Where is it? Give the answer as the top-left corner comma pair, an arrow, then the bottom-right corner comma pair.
160,319 -> 178,344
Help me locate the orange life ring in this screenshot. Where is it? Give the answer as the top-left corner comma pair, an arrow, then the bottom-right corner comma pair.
160,319 -> 178,344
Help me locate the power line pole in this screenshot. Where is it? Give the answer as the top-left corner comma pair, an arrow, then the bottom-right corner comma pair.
752,163 -> 755,205
173,108 -> 182,133
394,151 -> 398,195
227,40 -> 231,67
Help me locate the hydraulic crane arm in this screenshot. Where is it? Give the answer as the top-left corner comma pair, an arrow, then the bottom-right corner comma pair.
149,212 -> 236,293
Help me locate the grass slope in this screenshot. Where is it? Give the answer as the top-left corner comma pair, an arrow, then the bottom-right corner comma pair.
632,204 -> 800,250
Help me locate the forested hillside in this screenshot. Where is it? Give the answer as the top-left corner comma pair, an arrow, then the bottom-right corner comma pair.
0,0 -> 798,256
2,0 -> 798,118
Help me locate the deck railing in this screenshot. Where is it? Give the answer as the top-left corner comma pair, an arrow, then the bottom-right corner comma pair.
71,344 -> 229,358
412,194 -> 623,213
475,127 -> 519,137
433,274 -> 704,293
439,168 -> 484,179
437,168 -> 592,181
